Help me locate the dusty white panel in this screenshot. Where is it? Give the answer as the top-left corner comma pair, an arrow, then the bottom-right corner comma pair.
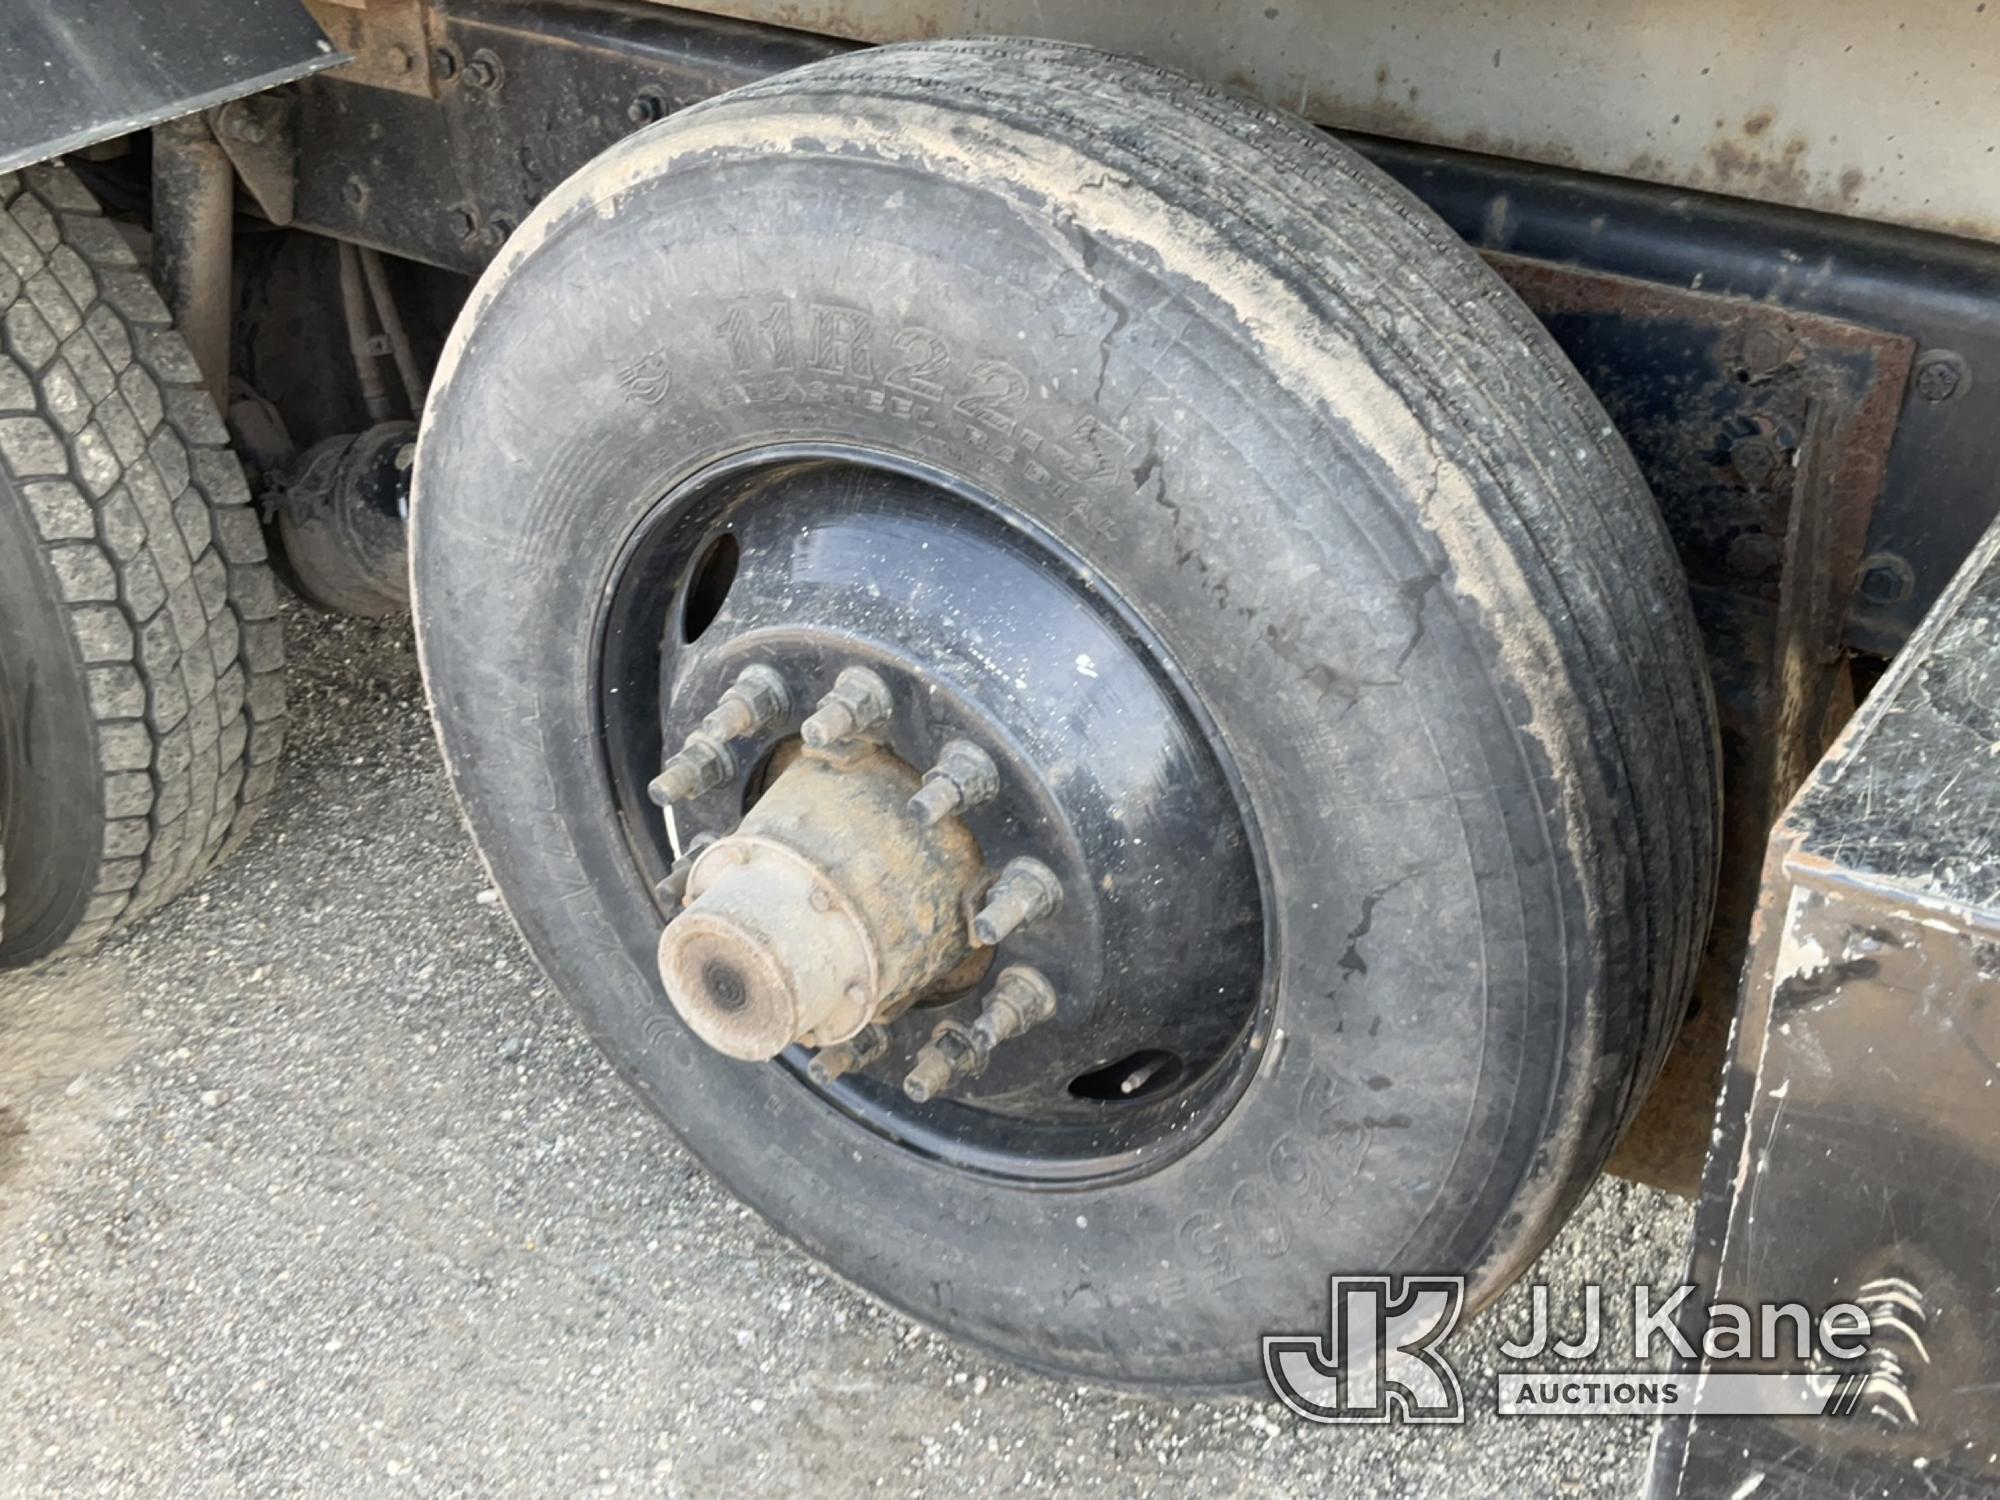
666,0 -> 2000,242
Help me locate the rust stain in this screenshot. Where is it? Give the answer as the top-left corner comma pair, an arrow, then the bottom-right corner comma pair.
659,0 -> 2000,244
1294,79 -> 1920,235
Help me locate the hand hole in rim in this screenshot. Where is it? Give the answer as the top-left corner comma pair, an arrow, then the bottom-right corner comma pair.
679,531 -> 739,643
1068,1049 -> 1185,1103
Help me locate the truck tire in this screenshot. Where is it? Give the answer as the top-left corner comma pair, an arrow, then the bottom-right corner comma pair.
414,40 -> 1719,1390
0,163 -> 285,967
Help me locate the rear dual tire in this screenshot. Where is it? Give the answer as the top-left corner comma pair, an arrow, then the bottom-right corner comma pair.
415,40 -> 1719,1389
0,164 -> 284,966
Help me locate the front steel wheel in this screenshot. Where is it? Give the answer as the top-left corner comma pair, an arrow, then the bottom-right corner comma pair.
413,40 -> 1719,1391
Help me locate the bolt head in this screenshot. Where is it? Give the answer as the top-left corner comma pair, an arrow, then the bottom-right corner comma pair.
932,738 -> 999,807
729,664 -> 791,726
1729,435 -> 1780,487
1914,352 -> 1967,403
989,965 -> 1059,1029
224,110 -> 268,145
1725,532 -> 1781,582
1856,552 -> 1914,607
1738,326 -> 1794,379
628,95 -> 665,124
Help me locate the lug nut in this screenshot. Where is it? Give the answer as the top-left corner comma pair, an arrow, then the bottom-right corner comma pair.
801,667 -> 893,750
648,664 -> 791,805
970,856 -> 1062,946
807,1024 -> 889,1086
649,737 -> 733,804
902,1027 -> 976,1103
699,663 -> 789,742
902,966 -> 1058,1103
653,832 -> 717,905
907,739 -> 1000,828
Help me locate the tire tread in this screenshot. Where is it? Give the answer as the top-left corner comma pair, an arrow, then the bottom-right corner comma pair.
0,162 -> 285,961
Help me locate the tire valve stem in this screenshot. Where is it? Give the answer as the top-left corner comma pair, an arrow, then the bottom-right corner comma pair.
806,1023 -> 890,1086
907,739 -> 1000,828
902,966 -> 1058,1104
648,664 -> 791,805
800,666 -> 893,751
970,856 -> 1063,947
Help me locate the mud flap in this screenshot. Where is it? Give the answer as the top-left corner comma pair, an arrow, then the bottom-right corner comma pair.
0,0 -> 343,173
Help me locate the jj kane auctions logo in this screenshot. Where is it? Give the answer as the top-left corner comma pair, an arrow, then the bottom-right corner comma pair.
1264,1275 -> 1916,1423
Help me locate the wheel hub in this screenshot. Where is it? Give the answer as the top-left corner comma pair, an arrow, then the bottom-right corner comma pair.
596,450 -> 1268,1181
659,740 -> 989,1059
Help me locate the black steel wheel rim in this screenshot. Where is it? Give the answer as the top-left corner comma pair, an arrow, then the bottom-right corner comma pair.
596,445 -> 1273,1186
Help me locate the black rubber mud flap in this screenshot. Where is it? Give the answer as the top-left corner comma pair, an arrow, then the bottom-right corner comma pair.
0,0 -> 343,174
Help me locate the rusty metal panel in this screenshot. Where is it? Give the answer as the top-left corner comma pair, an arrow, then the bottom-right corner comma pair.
300,0 -> 442,97
1493,262 -> 1916,1193
1651,516 -> 2000,1497
657,0 -> 2000,245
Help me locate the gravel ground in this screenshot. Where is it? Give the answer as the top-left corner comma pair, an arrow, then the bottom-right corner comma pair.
0,601 -> 1695,1498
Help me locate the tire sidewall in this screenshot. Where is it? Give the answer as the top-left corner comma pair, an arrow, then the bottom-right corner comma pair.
0,470 -> 99,958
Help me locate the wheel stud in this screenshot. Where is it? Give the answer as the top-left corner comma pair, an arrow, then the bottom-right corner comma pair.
970,856 -> 1062,946
807,1023 -> 890,1086
800,666 -> 893,750
649,738 -> 733,804
702,663 -> 790,742
907,739 -> 999,828
903,966 -> 1057,1103
649,664 -> 791,804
